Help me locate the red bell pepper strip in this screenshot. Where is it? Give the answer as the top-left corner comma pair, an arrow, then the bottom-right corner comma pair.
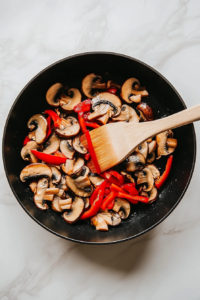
83,112 -> 91,121
84,153 -> 91,160
23,136 -> 31,145
105,181 -> 111,188
117,192 -> 149,204
104,188 -> 111,195
74,99 -> 91,113
44,110 -> 62,127
107,199 -> 115,210
121,183 -> 138,196
100,171 -> 112,181
45,116 -> 52,140
78,114 -> 87,134
106,88 -> 117,94
80,180 -> 106,220
31,150 -> 66,165
109,170 -> 124,185
54,151 -> 66,158
110,183 -> 126,194
155,155 -> 173,189
85,130 -> 101,174
101,191 -> 117,210
85,122 -> 100,129
89,184 -> 102,206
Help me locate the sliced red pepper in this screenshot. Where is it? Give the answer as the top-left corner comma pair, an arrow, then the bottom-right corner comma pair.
85,130 -> 101,174
110,183 -> 126,194
85,122 -> 100,129
100,171 -> 112,181
101,191 -> 117,210
107,199 -> 115,210
89,184 -> 102,206
109,170 -> 124,185
45,116 -> 52,140
78,114 -> 87,134
84,153 -> 91,160
80,180 -> 106,220
44,110 -> 62,128
83,112 -> 91,121
155,155 -> 173,189
31,150 -> 66,165
54,151 -> 66,158
74,99 -> 91,113
105,181 -> 111,188
23,136 -> 31,145
106,88 -> 117,94
117,192 -> 149,204
104,188 -> 111,195
121,183 -> 138,196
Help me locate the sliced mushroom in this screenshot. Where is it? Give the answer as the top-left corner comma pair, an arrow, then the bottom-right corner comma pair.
98,212 -> 121,226
120,171 -> 135,183
73,135 -> 87,154
45,188 -> 59,194
148,140 -> 157,154
63,196 -> 84,224
89,172 -> 105,186
34,178 -> 48,210
72,167 -> 91,190
91,215 -> 108,231
66,173 -> 93,197
135,141 -> 148,159
83,197 -> 90,209
43,194 -> 54,201
140,186 -> 158,204
57,175 -> 68,191
55,117 -> 80,138
147,152 -> 156,163
21,141 -> 41,163
59,197 -> 72,210
59,88 -> 81,111
62,157 -> 84,175
20,163 -> 52,182
147,164 -> 160,181
29,181 -> 37,193
136,102 -> 154,121
112,104 -> 140,123
28,114 -> 48,144
107,80 -> 121,89
46,83 -> 63,107
60,139 -> 75,159
43,133 -> 60,154
125,152 -> 146,173
137,167 -> 154,192
121,78 -> 148,103
52,195 -> 63,212
156,130 -> 177,158
113,198 -> 130,219
50,166 -> 61,183
82,73 -> 106,98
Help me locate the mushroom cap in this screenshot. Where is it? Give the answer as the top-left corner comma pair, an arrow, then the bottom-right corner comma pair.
92,92 -> 121,109
43,133 -> 60,154
21,141 -> 41,163
156,130 -> 175,158
135,141 -> 148,159
89,172 -> 105,186
59,88 -> 81,111
121,78 -> 148,103
113,198 -> 130,219
136,102 -> 154,121
120,171 -> 135,183
63,196 -> 84,224
29,181 -> 37,193
147,152 -> 156,163
98,212 -> 121,226
27,114 -> 48,144
83,197 -> 90,209
60,139 -> 75,159
62,157 -> 84,175
82,73 -> 106,98
148,140 -> 157,154
137,167 -> 154,192
71,166 -> 91,190
55,117 -> 80,138
73,135 -> 87,154
146,164 -> 160,181
46,83 -> 63,107
34,178 -> 48,210
66,173 -> 93,197
112,104 -> 140,123
20,163 -> 52,182
50,166 -> 61,183
91,215 -> 108,231
125,152 -> 146,173
148,186 -> 158,204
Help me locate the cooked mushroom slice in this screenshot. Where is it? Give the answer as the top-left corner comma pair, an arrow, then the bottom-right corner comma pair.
135,141 -> 148,159
50,166 -> 61,183
34,178 -> 48,210
60,139 -> 75,159
43,194 -> 54,201
55,116 -> 80,138
28,114 -> 48,144
72,166 -> 91,190
45,188 -> 59,194
140,186 -> 158,204
52,195 -> 63,212
73,135 -> 87,154
91,215 -> 108,231
89,172 -> 105,186
43,133 -> 60,154
63,196 -> 84,224
113,198 -> 130,219
59,88 -> 81,112
98,212 -> 121,226
107,80 -> 121,89
121,171 -> 135,183
57,176 -> 68,191
62,159 -> 75,175
112,104 -> 140,123
29,181 -> 37,193
125,152 -> 146,173
83,197 -> 90,209
20,163 -> 52,182
136,102 -> 154,121
156,130 -> 177,158
59,197 -> 72,210
148,140 -> 157,154
82,73 -> 107,98
147,164 -> 160,181
66,173 -> 93,197
46,83 -> 63,107
121,78 -> 148,103
137,167 -> 154,192
21,141 -> 41,163
147,152 -> 156,163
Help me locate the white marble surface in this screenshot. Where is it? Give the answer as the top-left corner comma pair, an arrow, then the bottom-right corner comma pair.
1,0 -> 200,299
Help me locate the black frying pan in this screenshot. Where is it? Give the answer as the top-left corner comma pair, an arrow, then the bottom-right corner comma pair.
2,52 -> 196,244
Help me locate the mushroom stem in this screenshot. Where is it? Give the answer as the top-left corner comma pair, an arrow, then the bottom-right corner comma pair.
45,188 -> 59,194
167,138 -> 177,148
43,194 -> 54,201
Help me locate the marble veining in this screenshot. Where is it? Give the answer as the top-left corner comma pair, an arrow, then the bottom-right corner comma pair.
1,0 -> 200,299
